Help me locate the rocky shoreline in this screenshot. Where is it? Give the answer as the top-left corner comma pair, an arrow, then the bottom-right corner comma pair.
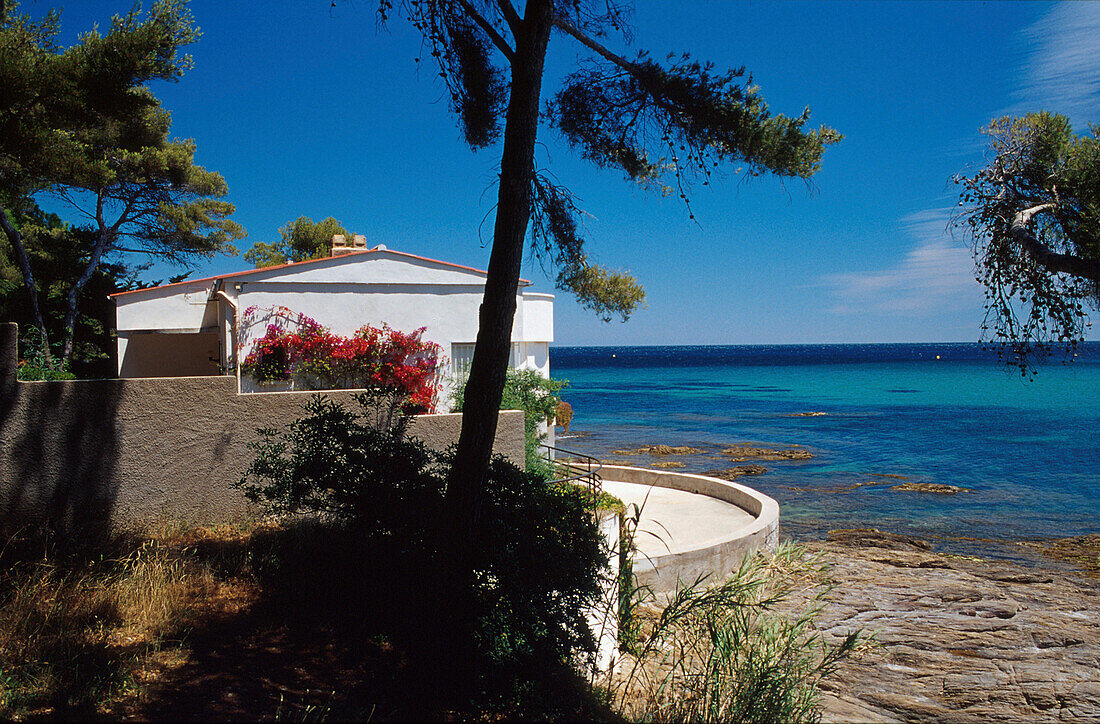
589,438 -> 1100,719
793,529 -> 1100,722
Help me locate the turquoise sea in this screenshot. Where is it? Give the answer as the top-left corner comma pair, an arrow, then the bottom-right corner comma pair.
550,344 -> 1100,562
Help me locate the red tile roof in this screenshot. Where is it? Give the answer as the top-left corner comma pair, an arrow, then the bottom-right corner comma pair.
109,247 -> 532,298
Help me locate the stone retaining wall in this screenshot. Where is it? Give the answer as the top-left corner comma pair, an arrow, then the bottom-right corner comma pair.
0,322 -> 523,536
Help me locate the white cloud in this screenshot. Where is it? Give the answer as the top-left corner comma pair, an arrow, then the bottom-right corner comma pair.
1010,2 -> 1100,126
824,209 -> 980,316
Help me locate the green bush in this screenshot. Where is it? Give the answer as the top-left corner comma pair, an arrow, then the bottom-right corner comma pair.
452,368 -> 567,479
16,327 -> 75,381
236,392 -> 606,716
612,544 -> 860,723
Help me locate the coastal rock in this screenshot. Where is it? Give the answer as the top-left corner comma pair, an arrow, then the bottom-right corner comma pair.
650,460 -> 686,469
721,444 -> 813,462
787,537 -> 1100,723
1029,534 -> 1100,577
891,482 -> 970,495
702,465 -> 768,480
787,411 -> 828,417
826,528 -> 933,552
611,444 -> 703,456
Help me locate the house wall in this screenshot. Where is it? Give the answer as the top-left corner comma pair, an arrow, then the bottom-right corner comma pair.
521,292 -> 554,342
236,283 -> 487,352
0,322 -> 524,537
115,280 -> 217,332
238,251 -> 488,286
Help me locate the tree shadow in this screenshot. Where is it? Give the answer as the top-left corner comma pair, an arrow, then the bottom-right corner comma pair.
1,324 -> 122,544
134,520 -> 614,721
134,521 -> 444,721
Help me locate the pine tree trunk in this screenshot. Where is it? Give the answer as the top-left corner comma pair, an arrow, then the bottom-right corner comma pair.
59,230 -> 113,364
437,0 -> 554,708
0,208 -> 52,363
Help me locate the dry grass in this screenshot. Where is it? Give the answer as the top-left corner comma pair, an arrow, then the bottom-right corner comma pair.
0,524 -> 256,719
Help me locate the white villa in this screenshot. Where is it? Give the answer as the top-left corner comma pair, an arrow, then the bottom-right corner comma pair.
110,235 -> 554,405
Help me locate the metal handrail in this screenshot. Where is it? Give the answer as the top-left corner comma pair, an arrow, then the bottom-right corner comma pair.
540,443 -> 604,507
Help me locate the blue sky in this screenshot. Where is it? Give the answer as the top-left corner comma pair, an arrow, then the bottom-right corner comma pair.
35,1 -> 1100,345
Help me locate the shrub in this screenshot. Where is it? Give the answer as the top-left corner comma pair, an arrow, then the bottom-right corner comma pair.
611,544 -> 860,723
16,327 -> 75,381
236,393 -> 606,716
452,367 -> 567,478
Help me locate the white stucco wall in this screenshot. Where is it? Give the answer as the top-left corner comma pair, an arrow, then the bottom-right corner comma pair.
115,281 -> 217,332
117,332 -> 221,378
113,250 -> 556,402
240,251 -> 488,286
522,293 -> 554,343
235,284 -> 484,352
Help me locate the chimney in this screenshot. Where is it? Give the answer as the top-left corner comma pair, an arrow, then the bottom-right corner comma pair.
331,234 -> 369,257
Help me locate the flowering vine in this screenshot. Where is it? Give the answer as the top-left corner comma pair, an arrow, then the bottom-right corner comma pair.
239,306 -> 443,413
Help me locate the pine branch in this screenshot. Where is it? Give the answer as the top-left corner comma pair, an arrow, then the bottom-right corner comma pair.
456,0 -> 514,63
1013,203 -> 1100,283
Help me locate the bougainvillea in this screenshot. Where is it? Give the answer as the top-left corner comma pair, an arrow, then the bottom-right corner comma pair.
239,307 -> 443,413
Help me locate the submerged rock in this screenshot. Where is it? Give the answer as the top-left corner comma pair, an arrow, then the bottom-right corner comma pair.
1031,534 -> 1100,577
721,444 -> 813,462
611,444 -> 704,456
891,482 -> 970,495
786,411 -> 828,417
826,528 -> 933,552
703,465 -> 768,480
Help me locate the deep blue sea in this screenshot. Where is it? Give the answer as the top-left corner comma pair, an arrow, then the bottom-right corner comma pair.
550,343 -> 1100,562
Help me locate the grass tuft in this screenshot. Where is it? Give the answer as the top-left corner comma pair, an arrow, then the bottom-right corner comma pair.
609,543 -> 860,723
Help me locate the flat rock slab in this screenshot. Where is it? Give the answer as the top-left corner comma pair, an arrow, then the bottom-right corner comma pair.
795,537 -> 1100,722
601,480 -> 755,557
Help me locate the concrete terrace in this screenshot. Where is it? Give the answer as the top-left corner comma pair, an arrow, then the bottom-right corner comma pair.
594,465 -> 780,591
601,479 -> 756,558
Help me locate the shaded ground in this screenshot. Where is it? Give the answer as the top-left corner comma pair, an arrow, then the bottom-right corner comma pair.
125,604 -> 408,721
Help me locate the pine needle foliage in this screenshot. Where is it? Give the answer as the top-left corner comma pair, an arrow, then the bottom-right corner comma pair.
954,112 -> 1100,373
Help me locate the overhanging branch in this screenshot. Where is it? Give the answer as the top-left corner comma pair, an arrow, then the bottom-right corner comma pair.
1012,203 -> 1100,283
553,14 -> 638,74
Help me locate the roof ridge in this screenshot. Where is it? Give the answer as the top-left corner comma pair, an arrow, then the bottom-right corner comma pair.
109,248 -> 532,298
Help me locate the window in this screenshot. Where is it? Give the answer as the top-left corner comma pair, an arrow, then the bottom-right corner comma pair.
451,342 -> 527,380
451,343 -> 475,381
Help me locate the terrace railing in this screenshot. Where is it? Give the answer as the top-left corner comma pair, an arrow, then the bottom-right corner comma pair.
541,443 -> 604,509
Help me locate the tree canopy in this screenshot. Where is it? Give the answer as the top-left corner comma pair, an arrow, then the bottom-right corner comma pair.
0,0 -> 244,365
244,216 -> 351,268
954,112 -> 1100,371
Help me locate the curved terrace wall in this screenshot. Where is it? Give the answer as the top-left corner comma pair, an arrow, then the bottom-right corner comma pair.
600,464 -> 780,592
